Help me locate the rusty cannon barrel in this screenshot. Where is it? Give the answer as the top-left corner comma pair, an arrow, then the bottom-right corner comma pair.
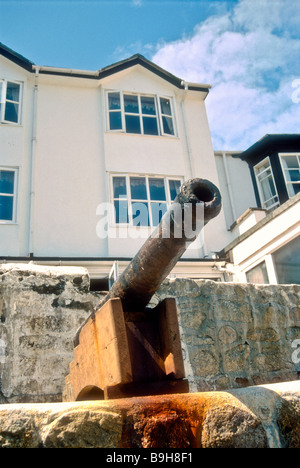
68,178 -> 221,399
98,177 -> 221,315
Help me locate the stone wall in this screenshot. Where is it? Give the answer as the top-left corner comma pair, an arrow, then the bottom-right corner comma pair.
1,381 -> 300,448
0,263 -> 299,403
0,264 -> 103,403
155,279 -> 300,392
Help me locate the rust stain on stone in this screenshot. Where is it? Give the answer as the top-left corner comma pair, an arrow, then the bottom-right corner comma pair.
115,392 -> 268,448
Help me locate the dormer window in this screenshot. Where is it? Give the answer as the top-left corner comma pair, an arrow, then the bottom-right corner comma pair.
107,91 -> 175,137
0,80 -> 22,124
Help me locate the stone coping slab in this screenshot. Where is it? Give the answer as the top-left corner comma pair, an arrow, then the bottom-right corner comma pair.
0,381 -> 299,448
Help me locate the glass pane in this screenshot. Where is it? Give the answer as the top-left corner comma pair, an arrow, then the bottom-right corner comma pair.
132,201 -> 150,226
281,156 -> 298,169
124,94 -> 139,113
130,177 -> 147,200
149,178 -> 166,201
151,202 -> 167,226
141,96 -> 156,115
108,92 -> 121,110
256,162 -> 269,175
6,82 -> 20,102
273,236 -> 300,284
0,195 -> 13,221
114,200 -> 128,223
109,111 -> 122,130
246,262 -> 269,284
113,176 -> 127,199
162,116 -> 174,135
143,116 -> 158,135
0,82 -> 2,117
169,180 -> 181,201
287,183 -> 300,198
0,171 -> 14,194
285,169 -> 300,183
264,196 -> 278,208
4,102 -> 19,123
125,115 -> 141,134
292,184 -> 300,195
160,97 -> 172,116
261,175 -> 276,201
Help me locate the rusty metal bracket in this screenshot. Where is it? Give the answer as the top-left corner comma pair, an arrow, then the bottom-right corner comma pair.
63,298 -> 188,400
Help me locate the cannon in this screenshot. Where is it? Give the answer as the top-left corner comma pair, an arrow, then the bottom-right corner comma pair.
63,178 -> 221,401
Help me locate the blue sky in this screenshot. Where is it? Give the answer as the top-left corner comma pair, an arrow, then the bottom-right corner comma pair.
1,0 -> 300,150
0,0 -> 238,69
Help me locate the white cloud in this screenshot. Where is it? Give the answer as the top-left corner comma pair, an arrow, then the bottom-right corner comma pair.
152,0 -> 300,150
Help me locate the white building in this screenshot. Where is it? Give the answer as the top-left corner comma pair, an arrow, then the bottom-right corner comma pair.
222,135 -> 300,285
1,43 -> 299,287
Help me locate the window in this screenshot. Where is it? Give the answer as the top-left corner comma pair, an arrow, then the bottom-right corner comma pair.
0,80 -> 22,124
159,97 -> 175,136
107,91 -> 175,136
254,158 -> 279,210
279,154 -> 300,198
111,174 -> 181,226
0,169 -> 17,222
246,261 -> 269,284
272,237 -> 300,284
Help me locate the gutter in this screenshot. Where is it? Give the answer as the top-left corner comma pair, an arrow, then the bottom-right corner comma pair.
179,81 -> 194,179
181,80 -> 212,91
32,64 -> 99,77
222,151 -> 237,226
28,66 -> 39,256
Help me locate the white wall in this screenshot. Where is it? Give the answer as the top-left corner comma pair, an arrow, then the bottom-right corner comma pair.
0,57 -> 35,256
214,152 -> 257,227
230,198 -> 300,283
33,76 -> 107,256
1,57 -> 245,262
100,67 -> 218,258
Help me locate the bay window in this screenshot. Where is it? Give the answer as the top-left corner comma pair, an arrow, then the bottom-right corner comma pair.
0,80 -> 22,124
107,91 -> 175,136
111,174 -> 181,226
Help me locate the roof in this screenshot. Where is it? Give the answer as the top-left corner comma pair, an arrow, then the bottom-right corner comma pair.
0,42 -> 211,94
0,42 -> 34,72
235,134 -> 300,162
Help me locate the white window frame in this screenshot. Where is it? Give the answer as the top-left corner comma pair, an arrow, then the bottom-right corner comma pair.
158,96 -> 176,137
110,173 -> 182,227
279,153 -> 300,198
0,80 -> 22,125
106,90 -> 176,137
0,167 -> 18,223
254,157 -> 279,210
